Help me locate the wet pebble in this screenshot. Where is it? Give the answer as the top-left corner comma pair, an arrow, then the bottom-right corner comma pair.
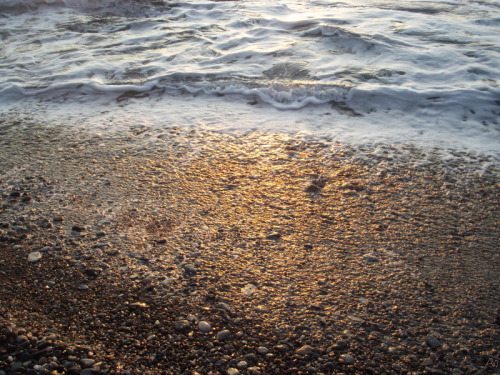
71,225 -> 86,232
426,335 -> 442,350
28,251 -> 42,263
174,320 -> 191,332
340,354 -> 354,364
15,335 -> 29,344
183,264 -> 197,275
236,360 -> 248,369
216,329 -> 230,341
42,280 -> 56,288
296,345 -> 313,356
244,353 -> 258,364
198,321 -> 212,333
331,340 -> 349,350
257,346 -> 269,355
322,362 -> 336,371
80,358 -> 96,368
364,254 -> 379,264
247,367 -> 261,375
0,323 -> 102,375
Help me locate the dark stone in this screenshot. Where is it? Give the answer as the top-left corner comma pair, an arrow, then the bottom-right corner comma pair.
9,362 -> 25,373
142,285 -> 155,292
63,361 -> 76,369
266,233 -> 281,240
322,362 -> 336,371
216,330 -> 231,341
425,368 -> 446,375
305,184 -> 321,193
331,340 -> 349,350
80,369 -> 106,375
84,268 -> 100,278
32,348 -> 50,359
305,176 -> 328,192
174,320 -> 191,331
183,264 -> 197,275
425,336 -> 442,350
67,365 -> 82,375
275,344 -> 288,351
37,340 -> 50,349
15,335 -> 29,344
244,353 -> 258,364
80,358 -> 96,368
16,351 -> 32,362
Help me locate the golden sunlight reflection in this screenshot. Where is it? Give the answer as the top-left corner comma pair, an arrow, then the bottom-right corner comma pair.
118,132 -> 398,318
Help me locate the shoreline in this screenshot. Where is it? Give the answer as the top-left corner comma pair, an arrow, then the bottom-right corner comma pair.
0,119 -> 499,375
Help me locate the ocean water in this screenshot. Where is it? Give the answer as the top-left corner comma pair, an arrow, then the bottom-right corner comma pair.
0,0 -> 499,156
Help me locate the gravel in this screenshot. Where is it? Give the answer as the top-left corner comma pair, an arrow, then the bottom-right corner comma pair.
0,120 -> 499,374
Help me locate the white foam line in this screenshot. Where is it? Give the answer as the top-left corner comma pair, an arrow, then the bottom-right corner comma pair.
87,79 -> 160,93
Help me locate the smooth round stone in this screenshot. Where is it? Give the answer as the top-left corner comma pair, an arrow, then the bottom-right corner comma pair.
77,284 -> 89,291
331,340 -> 349,350
426,335 -> 442,350
295,345 -> 313,356
227,369 -> 240,375
216,329 -> 231,341
340,354 -> 354,364
28,252 -> 42,263
257,346 -> 269,355
244,354 -> 258,366
236,361 -> 248,369
80,358 -> 96,368
198,321 -> 212,333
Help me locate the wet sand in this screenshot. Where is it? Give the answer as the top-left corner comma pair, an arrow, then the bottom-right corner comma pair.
0,119 -> 499,375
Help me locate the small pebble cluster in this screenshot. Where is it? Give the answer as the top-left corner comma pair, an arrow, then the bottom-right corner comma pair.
0,324 -> 105,375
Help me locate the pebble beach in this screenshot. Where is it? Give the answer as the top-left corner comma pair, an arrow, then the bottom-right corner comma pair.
0,118 -> 499,375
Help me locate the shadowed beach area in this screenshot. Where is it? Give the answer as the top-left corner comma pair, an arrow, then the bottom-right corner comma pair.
0,118 -> 499,375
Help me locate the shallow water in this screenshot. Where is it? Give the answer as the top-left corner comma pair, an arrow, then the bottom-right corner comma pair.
0,0 -> 499,155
